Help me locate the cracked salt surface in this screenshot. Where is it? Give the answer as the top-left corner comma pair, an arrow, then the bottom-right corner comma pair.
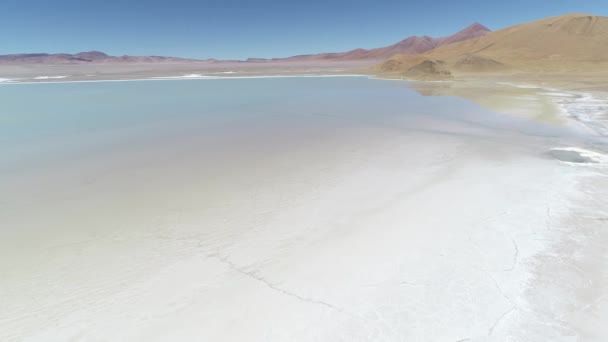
555,92 -> 608,136
209,251 -> 351,316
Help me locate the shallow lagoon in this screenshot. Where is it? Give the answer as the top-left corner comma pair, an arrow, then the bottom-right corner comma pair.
1,77 -> 605,341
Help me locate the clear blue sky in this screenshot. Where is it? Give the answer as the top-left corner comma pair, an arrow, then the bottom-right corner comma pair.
1,0 -> 606,60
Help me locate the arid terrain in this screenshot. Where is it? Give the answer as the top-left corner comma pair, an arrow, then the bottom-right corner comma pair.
375,14 -> 608,83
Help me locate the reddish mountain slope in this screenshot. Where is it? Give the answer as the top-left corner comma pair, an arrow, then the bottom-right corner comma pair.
254,23 -> 491,62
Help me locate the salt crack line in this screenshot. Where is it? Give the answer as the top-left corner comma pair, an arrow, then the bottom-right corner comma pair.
206,252 -> 354,317
488,306 -> 516,336
477,266 -> 519,337
164,236 -> 351,316
545,207 -> 568,233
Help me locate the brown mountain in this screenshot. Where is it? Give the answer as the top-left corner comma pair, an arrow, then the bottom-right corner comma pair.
378,13 -> 608,78
72,51 -> 110,61
253,23 -> 491,63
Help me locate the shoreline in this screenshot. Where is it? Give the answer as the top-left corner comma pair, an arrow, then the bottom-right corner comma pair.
401,77 -> 608,142
415,76 -> 608,339
418,77 -> 608,338
0,73 -> 368,86
363,73 -> 608,338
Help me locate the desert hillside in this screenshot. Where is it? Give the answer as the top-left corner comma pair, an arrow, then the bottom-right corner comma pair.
377,13 -> 608,79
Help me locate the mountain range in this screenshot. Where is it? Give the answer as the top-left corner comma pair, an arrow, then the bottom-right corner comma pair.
0,23 -> 491,65
0,51 -> 202,64
2,13 -> 607,81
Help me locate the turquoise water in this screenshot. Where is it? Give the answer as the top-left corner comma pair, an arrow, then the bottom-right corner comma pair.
0,77 -> 576,171
1,77 -> 583,221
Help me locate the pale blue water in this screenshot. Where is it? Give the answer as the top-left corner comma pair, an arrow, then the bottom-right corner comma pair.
0,77 -> 579,172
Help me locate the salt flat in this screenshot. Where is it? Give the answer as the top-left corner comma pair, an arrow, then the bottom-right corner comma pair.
0,77 -> 606,341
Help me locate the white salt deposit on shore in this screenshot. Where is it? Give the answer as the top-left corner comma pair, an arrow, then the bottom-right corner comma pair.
33,75 -> 69,80
557,92 -> 608,136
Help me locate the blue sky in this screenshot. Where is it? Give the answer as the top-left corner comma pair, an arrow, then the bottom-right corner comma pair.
1,0 -> 606,60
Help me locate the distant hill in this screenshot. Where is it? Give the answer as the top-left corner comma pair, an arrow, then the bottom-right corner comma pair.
250,23 -> 491,62
0,51 -> 204,64
377,13 -> 608,78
